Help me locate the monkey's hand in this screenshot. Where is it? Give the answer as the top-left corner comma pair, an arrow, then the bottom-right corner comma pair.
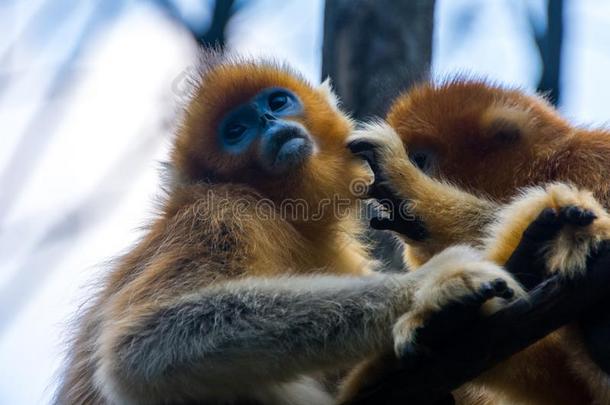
347,123 -> 429,241
539,184 -> 610,278
487,183 -> 610,280
346,123 -> 497,263
395,246 -> 525,364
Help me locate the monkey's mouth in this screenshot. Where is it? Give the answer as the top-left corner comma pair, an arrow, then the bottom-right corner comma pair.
264,125 -> 314,173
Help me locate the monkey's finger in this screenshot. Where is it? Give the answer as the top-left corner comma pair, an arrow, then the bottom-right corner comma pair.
369,182 -> 397,201
415,279 -> 514,346
347,139 -> 380,155
370,216 -> 395,231
347,140 -> 377,161
484,278 -> 515,300
521,208 -> 563,241
560,205 -> 597,227
370,214 -> 429,241
506,208 -> 562,289
347,140 -> 382,173
397,341 -> 427,371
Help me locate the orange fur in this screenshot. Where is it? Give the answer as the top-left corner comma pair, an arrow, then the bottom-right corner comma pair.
387,80 -> 610,205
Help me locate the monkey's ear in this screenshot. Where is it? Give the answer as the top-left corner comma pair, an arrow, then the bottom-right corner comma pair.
482,106 -> 530,144
318,77 -> 341,110
488,118 -> 522,144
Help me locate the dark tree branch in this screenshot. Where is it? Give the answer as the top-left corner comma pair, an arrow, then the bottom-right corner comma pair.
200,0 -> 236,47
534,0 -> 564,105
153,0 -> 238,48
343,242 -> 610,405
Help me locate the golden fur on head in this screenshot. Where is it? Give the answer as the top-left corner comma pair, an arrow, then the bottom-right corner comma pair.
385,79 -> 610,202
171,51 -> 366,213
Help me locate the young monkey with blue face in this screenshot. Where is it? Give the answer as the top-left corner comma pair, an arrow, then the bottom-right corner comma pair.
54,56 -> 524,405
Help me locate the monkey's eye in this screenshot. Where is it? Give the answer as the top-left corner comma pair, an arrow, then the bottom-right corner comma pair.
268,92 -> 289,111
225,123 -> 247,143
409,149 -> 436,175
411,152 -> 428,169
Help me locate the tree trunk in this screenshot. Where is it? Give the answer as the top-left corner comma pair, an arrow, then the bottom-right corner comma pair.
322,0 -> 436,119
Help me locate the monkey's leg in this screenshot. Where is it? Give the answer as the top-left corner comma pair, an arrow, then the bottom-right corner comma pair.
347,123 -> 499,266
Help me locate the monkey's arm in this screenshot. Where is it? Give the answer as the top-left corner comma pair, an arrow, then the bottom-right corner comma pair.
96,251 -> 519,403
95,271 -> 422,401
348,123 -> 499,265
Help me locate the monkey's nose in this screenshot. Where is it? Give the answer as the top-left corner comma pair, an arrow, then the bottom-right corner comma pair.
260,113 -> 276,126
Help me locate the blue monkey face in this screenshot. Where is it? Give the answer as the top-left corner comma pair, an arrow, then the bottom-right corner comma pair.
218,87 -> 314,174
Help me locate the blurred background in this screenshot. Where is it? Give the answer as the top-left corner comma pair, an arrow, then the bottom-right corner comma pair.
1,0 -> 609,403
